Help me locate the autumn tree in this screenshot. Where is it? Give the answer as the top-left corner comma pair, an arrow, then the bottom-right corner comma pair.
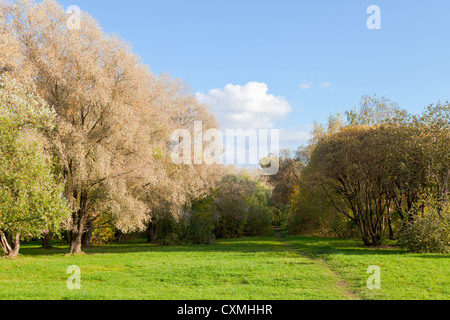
0,0 -> 174,253
292,97 -> 448,245
416,103 -> 449,207
136,74 -> 222,243
264,149 -> 303,208
307,126 -> 395,246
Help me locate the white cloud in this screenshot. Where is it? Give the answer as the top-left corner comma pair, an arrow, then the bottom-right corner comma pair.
320,82 -> 334,90
196,82 -> 292,130
299,80 -> 312,90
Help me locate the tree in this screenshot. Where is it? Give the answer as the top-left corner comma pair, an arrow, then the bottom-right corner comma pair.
417,103 -> 449,208
0,75 -> 69,258
135,74 -> 222,243
214,171 -> 274,238
346,95 -> 408,126
1,0 -> 226,252
0,0 -> 181,253
308,126 -> 393,246
264,149 -> 303,208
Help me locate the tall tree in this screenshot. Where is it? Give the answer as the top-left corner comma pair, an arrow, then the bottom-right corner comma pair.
308,126 -> 392,246
265,149 -> 303,208
0,0 -> 170,253
0,75 -> 69,258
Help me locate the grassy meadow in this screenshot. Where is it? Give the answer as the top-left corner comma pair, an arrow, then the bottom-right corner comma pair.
0,233 -> 448,300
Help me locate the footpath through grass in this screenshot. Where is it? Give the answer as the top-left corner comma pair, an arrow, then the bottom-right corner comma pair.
0,235 -> 448,300
284,236 -> 450,300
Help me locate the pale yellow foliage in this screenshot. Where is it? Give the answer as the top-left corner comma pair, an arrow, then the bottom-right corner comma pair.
0,0 -> 225,252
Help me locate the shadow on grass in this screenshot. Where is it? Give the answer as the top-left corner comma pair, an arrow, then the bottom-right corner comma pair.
284,236 -> 450,259
14,236 -> 450,260
16,237 -> 286,257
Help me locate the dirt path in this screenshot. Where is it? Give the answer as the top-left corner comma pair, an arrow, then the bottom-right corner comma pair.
273,227 -> 361,300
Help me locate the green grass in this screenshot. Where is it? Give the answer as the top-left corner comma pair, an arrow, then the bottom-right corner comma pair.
284,236 -> 450,300
0,237 -> 348,300
0,235 -> 448,300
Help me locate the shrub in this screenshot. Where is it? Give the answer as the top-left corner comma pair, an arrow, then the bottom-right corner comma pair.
91,225 -> 116,246
214,173 -> 275,238
272,204 -> 291,228
246,195 -> 274,236
159,232 -> 181,247
155,210 -> 183,246
214,204 -> 247,239
90,213 -> 116,246
399,204 -> 450,254
185,193 -> 217,245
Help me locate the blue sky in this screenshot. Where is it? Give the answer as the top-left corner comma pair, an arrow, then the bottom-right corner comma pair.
59,0 -> 450,149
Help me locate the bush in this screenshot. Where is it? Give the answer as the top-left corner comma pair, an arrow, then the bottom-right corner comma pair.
399,205 -> 450,254
159,232 -> 181,247
155,210 -> 183,246
272,204 -> 290,228
246,195 -> 274,236
287,185 -> 359,238
185,192 -> 217,245
214,203 -> 247,239
185,210 -> 216,245
90,213 -> 116,246
91,225 -> 116,246
214,173 -> 275,238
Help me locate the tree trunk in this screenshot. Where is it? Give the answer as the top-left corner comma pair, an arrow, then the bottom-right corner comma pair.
69,230 -> 83,254
42,230 -> 52,249
10,234 -> 20,258
388,216 -> 394,240
115,230 -> 124,242
371,234 -> 381,247
82,221 -> 94,249
68,191 -> 88,255
69,211 -> 85,254
147,221 -> 157,243
0,231 -> 12,255
0,231 -> 20,258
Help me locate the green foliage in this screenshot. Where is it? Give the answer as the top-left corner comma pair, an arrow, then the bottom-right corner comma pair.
288,184 -> 358,238
153,175 -> 276,245
246,196 -> 274,236
215,205 -> 247,239
0,76 -> 69,246
185,191 -> 217,245
288,185 -> 323,235
399,204 -> 450,254
91,214 -> 116,246
155,209 -> 183,246
215,174 -> 275,239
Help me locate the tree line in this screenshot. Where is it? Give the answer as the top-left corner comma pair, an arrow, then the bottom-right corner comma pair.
1,0 -> 448,258
0,0 -> 275,258
269,96 -> 449,252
